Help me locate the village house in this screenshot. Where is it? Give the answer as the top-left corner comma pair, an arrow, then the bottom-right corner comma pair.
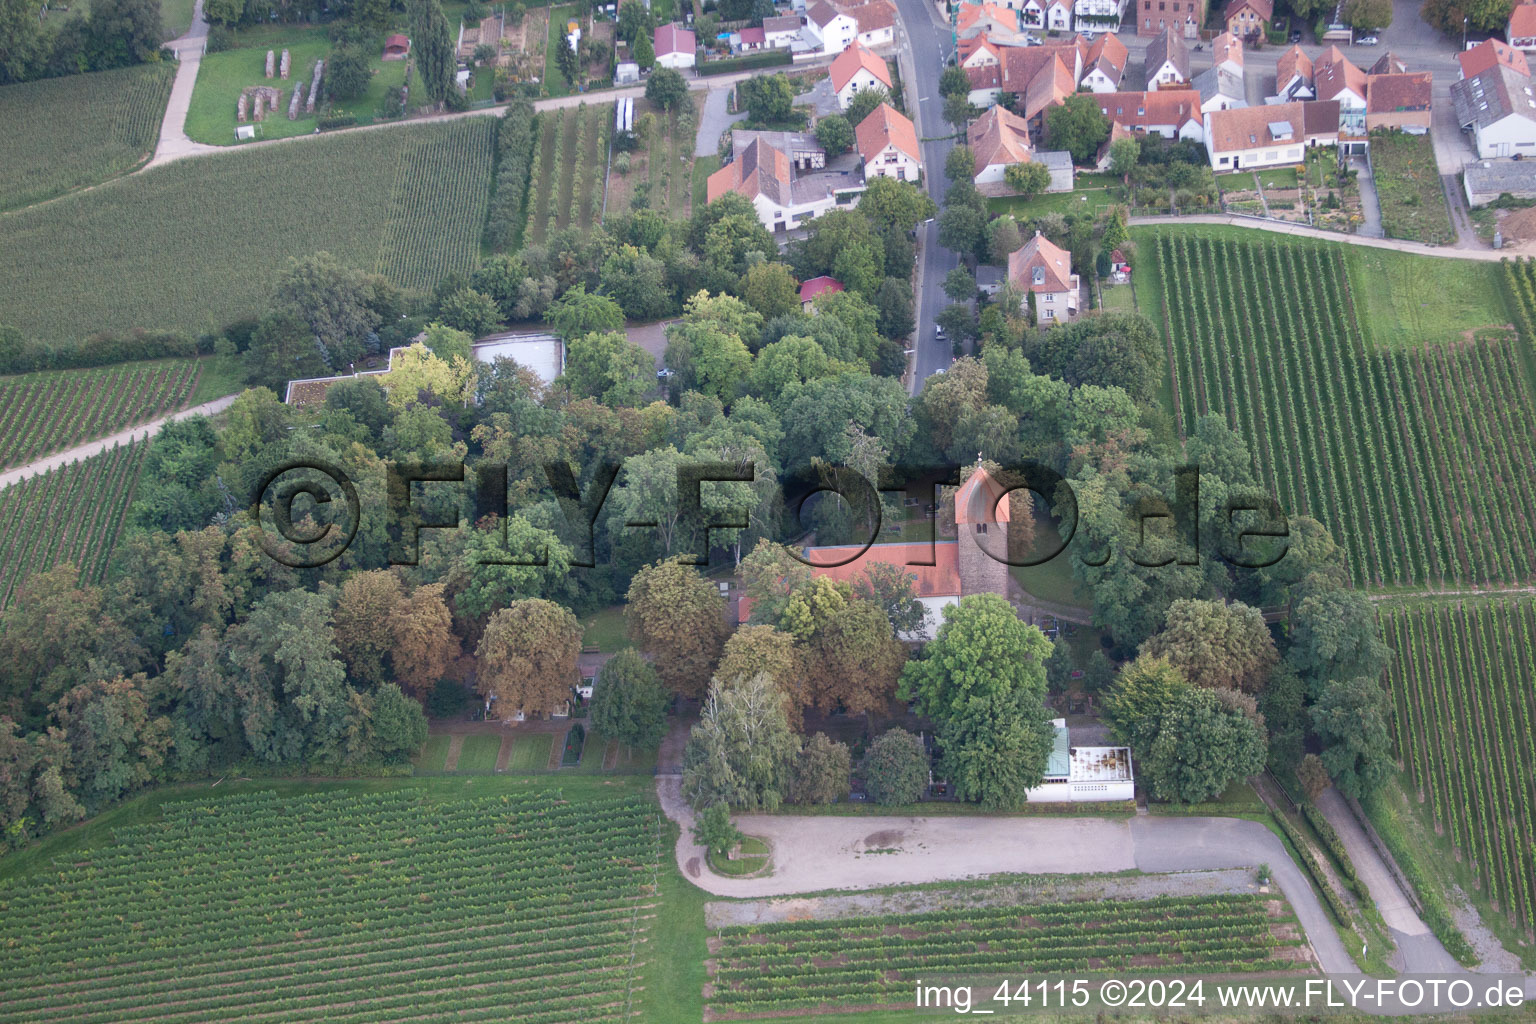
1273,44 -> 1314,101
1368,52 -> 1408,75
1510,2 -> 1536,51
1204,100 -> 1338,169
1044,0 -> 1073,31
1222,0 -> 1270,42
1136,0 -> 1203,37
1450,62 -> 1536,158
763,14 -> 803,47
1020,53 -> 1077,128
707,130 -> 864,232
1212,31 -> 1242,77
1008,231 -> 1079,323
957,1 -> 1021,38
966,42 -> 1083,111
1074,0 -> 1129,32
829,43 -> 892,109
848,0 -> 897,46
1193,66 -> 1246,113
1458,37 -> 1529,80
653,24 -> 696,68
856,103 -> 922,181
1080,33 -> 1129,92
968,105 -> 1035,184
1098,89 -> 1204,140
732,26 -> 766,51
1365,71 -> 1432,132
799,275 -> 845,310
1145,27 -> 1190,87
806,1 -> 859,54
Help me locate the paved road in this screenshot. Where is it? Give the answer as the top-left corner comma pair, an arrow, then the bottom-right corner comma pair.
891,0 -> 958,393
150,0 -> 220,167
0,394 -> 238,491
657,777 -> 1354,973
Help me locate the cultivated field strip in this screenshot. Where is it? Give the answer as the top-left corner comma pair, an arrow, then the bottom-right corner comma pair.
0,63 -> 175,212
374,117 -> 498,294
707,894 -> 1306,1016
1156,234 -> 1536,589
524,103 -> 610,244
0,360 -> 198,468
0,438 -> 147,606
0,789 -> 662,1024
1381,600 -> 1536,938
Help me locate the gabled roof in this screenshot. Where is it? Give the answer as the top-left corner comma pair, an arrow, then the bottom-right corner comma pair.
1451,64 -> 1536,128
959,34 -> 1001,66
1212,31 -> 1243,70
384,33 -> 409,48
855,102 -> 920,162
1367,51 -> 1407,75
999,39 -> 1083,91
1366,71 -> 1431,114
1022,54 -> 1075,120
1097,89 -> 1203,130
653,23 -> 695,56
848,0 -> 896,32
1512,3 -> 1536,38
957,0 -> 1020,34
1083,32 -> 1128,83
1302,99 -> 1340,136
966,62 -> 1002,91
1223,0 -> 1272,19
1276,44 -> 1313,86
796,542 -> 963,595
1194,65 -> 1246,104
1007,230 -> 1075,292
763,14 -> 802,33
706,136 -> 792,205
738,26 -> 765,44
1206,100 -> 1301,152
967,105 -> 1034,167
799,275 -> 845,303
807,0 -> 845,28
830,42 -> 892,92
1146,27 -> 1190,80
1314,45 -> 1366,101
1459,37 -> 1529,79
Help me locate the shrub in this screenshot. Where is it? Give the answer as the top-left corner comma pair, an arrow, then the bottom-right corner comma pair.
789,733 -> 852,805
864,728 -> 928,805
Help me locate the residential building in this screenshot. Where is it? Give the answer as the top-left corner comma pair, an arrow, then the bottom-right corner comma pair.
1008,230 -> 1079,323
1367,52 -> 1408,75
653,24 -> 696,68
957,1 -> 1021,38
733,26 -> 766,51
1222,0 -> 1270,41
1136,0 -> 1203,37
1020,0 -> 1048,28
1080,32 -> 1129,92
806,1 -> 859,53
763,14 -> 802,47
1211,31 -> 1242,76
966,42 -> 1082,109
1025,721 -> 1136,803
1045,0 -> 1072,31
1145,27 -> 1190,86
1458,37 -> 1529,80
1365,71 -> 1431,132
968,105 -> 1034,184
1094,119 -> 1135,168
847,0 -> 897,46
1204,100 -> 1337,169
1021,53 -> 1077,127
799,275 -> 845,309
856,103 -> 922,181
1193,66 -> 1246,113
1074,0 -> 1129,32
707,130 -> 864,232
1464,157 -> 1536,205
1510,3 -> 1536,51
1273,44 -> 1314,101
1098,88 -> 1204,140
1450,63 -> 1536,158
829,42 -> 892,109
1314,44 -> 1366,138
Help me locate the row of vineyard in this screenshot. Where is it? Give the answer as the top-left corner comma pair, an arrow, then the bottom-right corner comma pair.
707,894 -> 1308,1016
524,103 -> 611,245
374,117 -> 499,294
1380,600 -> 1536,939
0,360 -> 198,468
0,439 -> 147,607
0,788 -> 663,1024
1156,233 -> 1536,589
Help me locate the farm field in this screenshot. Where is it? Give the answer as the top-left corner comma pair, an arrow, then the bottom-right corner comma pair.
1380,599 -> 1536,940
0,63 -> 174,212
1152,232 -> 1536,589
0,787 -> 663,1024
707,894 -> 1308,1016
0,119 -> 496,346
0,360 -> 199,469
524,102 -> 612,244
183,28 -> 409,145
0,439 -> 148,607
1368,130 -> 1454,245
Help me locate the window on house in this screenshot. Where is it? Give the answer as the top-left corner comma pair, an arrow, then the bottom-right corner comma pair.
1033,266 -> 1045,285
1043,308 -> 1054,318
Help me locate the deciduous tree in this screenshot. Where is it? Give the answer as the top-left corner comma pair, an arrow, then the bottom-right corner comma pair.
682,672 -> 800,809
1310,676 -> 1394,799
590,647 -> 671,749
333,571 -> 405,685
863,727 -> 927,804
387,584 -> 460,699
563,330 -> 655,406
626,559 -> 730,698
1045,94 -> 1111,165
788,732 -> 852,804
476,599 -> 582,716
1141,599 -> 1277,693
1142,687 -> 1266,804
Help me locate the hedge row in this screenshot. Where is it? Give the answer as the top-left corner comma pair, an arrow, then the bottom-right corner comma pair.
0,325 -> 208,377
696,50 -> 793,76
484,99 -> 539,252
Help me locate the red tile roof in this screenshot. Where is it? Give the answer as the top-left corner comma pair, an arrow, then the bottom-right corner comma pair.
1511,2 -> 1536,39
1022,54 -> 1074,120
736,542 -> 964,621
1276,44 -> 1312,86
1084,32 -> 1128,80
1008,230 -> 1074,293
1211,31 -> 1243,69
856,102 -> 920,163
1096,89 -> 1202,132
738,26 -> 765,44
654,23 -> 695,56
957,0 -> 1019,34
1459,37 -> 1529,78
1223,0 -> 1272,22
706,136 -> 791,204
1366,71 -> 1432,113
848,0 -> 896,32
967,105 -> 1033,168
954,466 -> 1013,525
1315,45 -> 1366,101
799,275 -> 845,302
830,42 -> 892,92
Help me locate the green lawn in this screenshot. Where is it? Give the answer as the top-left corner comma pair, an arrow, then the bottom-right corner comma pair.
1342,245 -> 1510,349
1099,281 -> 1135,312
453,733 -> 503,772
505,732 -> 553,771
184,27 -> 407,145
581,605 -> 627,651
544,4 -> 579,98
707,835 -> 770,875
1253,166 -> 1299,189
414,733 -> 451,771
1009,518 -> 1091,609
692,153 -> 720,211
188,353 -> 247,405
1369,130 -> 1454,245
987,173 -> 1120,219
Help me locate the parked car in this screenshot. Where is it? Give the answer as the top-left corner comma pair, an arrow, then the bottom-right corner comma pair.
656,367 -> 675,379
934,323 -> 945,340
1080,29 -> 1095,39
1356,34 -> 1378,44
1289,29 -> 1302,42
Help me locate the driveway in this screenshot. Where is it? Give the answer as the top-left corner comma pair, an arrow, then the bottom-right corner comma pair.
695,86 -> 746,158
1352,155 -> 1385,238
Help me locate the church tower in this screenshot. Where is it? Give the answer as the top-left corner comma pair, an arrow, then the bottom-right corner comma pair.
954,463 -> 1011,598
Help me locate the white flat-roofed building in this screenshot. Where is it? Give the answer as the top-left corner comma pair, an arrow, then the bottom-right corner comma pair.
1025,719 -> 1136,802
472,332 -> 565,381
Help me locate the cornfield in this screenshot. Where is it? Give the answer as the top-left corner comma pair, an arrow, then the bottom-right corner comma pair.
0,438 -> 147,607
0,359 -> 198,469
0,63 -> 174,213
0,119 -> 497,348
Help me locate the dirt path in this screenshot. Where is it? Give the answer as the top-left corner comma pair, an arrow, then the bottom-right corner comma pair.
1131,213 -> 1536,260
0,394 -> 238,492
150,0 -> 220,167
441,734 -> 465,771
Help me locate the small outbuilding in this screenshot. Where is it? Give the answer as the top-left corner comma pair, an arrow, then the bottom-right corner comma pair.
1464,158 -> 1536,206
383,34 -> 411,60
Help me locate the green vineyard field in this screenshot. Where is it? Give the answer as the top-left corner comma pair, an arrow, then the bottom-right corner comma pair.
1381,600 -> 1536,938
708,894 -> 1307,1016
0,119 -> 496,348
0,360 -> 198,469
0,63 -> 175,213
0,439 -> 147,607
1155,233 -> 1536,589
525,103 -> 612,245
0,788 -> 663,1024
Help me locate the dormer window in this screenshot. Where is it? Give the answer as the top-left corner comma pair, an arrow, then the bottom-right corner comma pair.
1033,266 -> 1045,285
